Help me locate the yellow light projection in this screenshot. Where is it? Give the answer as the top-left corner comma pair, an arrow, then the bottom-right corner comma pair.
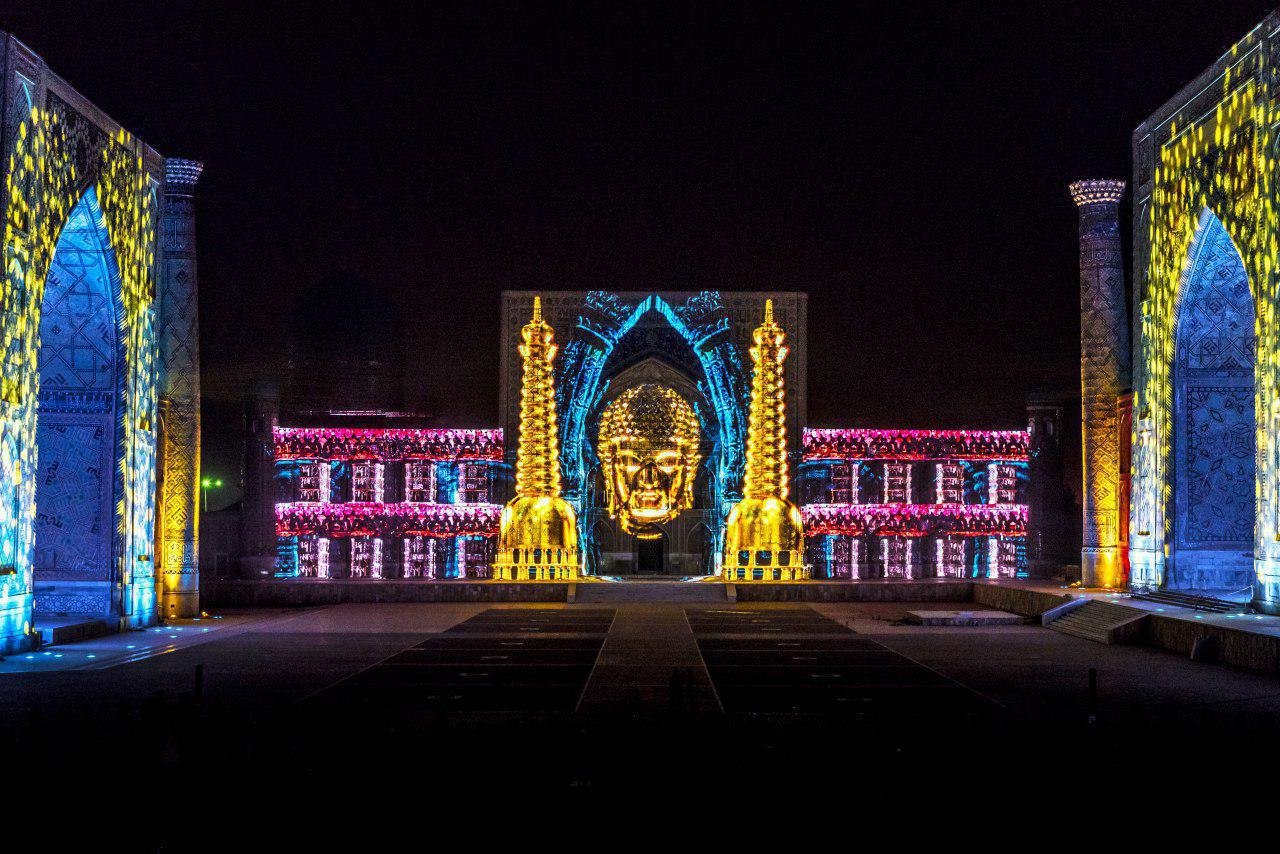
1132,47 -> 1277,597
722,300 -> 807,581
0,106 -> 159,637
597,383 -> 701,539
492,297 -> 580,581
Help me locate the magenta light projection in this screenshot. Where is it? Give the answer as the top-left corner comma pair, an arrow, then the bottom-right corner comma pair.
802,503 -> 1028,537
803,429 -> 1030,462
273,427 -> 504,461
276,502 -> 501,538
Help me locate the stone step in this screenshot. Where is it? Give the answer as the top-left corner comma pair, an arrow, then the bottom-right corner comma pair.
1131,590 -> 1243,614
1046,600 -> 1148,645
902,609 -> 1026,626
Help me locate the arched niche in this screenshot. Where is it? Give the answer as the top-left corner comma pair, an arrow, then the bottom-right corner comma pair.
1169,209 -> 1256,591
33,188 -> 126,617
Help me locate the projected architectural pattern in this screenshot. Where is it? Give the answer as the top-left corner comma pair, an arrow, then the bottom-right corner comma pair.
801,429 -> 1029,580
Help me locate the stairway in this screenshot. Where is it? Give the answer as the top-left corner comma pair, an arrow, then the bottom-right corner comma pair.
1129,589 -> 1244,614
1045,600 -> 1148,644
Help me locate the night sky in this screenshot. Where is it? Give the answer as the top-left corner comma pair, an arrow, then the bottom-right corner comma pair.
3,0 -> 1276,499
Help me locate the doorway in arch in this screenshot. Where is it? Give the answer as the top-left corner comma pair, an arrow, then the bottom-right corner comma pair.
637,534 -> 666,574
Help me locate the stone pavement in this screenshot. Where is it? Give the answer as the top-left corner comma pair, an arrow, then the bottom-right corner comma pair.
8,598 -> 1280,835
577,604 -> 719,713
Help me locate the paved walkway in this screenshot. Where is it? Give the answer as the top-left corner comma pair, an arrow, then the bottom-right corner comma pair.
577,604 -> 719,713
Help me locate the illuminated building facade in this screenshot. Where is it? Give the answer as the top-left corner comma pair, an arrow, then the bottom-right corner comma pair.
248,291 -> 1047,585
0,33 -> 202,653
800,430 -> 1029,579
272,426 -> 506,579
1081,10 -> 1280,610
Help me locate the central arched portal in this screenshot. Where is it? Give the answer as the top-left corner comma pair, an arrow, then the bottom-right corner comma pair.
33,188 -> 124,619
1170,210 -> 1255,592
584,306 -> 722,576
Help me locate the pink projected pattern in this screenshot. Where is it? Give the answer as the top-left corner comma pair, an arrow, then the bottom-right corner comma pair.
802,503 -> 1027,537
274,428 -> 503,461
803,429 -> 1029,462
276,502 -> 501,538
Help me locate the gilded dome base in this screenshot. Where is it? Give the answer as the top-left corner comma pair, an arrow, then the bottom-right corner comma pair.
493,495 -> 580,581
721,496 -> 808,582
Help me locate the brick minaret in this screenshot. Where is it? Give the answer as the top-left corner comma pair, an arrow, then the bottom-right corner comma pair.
157,158 -> 204,617
1070,180 -> 1131,588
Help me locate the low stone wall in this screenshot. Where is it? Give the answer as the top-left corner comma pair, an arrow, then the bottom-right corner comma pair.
209,578 -> 984,606
972,583 -> 1071,617
203,579 -> 570,607
734,581 -> 974,602
1146,614 -> 1280,674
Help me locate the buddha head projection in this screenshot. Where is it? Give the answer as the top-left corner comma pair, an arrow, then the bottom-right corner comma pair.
597,384 -> 702,539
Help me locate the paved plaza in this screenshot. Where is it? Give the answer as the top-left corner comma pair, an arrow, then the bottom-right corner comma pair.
7,599 -> 1280,828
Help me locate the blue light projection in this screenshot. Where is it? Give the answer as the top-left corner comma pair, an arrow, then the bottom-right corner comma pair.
33,189 -> 124,617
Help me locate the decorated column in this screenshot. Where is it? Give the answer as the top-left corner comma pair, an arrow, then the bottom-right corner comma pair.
1070,180 -> 1131,588
157,158 -> 204,617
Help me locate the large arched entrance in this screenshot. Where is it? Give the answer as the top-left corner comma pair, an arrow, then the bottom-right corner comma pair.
32,189 -> 124,619
0,54 -> 195,653
1169,210 -> 1255,592
584,312 -> 719,576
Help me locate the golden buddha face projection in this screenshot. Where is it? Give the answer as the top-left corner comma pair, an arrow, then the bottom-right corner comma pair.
598,384 -> 702,539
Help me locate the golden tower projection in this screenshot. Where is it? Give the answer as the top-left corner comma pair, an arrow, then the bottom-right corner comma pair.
722,300 -> 807,581
492,297 -> 580,581
597,384 -> 702,539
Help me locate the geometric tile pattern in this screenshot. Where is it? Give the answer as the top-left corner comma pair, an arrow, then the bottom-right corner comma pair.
33,191 -> 120,593
1174,213 -> 1254,552
157,161 -> 202,616
1180,386 -> 1254,544
1075,192 -> 1130,572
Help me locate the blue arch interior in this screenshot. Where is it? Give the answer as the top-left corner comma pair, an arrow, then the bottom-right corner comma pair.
1171,210 -> 1255,590
33,188 -> 123,616
557,292 -> 750,573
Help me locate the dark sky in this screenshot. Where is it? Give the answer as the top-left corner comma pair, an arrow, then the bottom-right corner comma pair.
3,0 -> 1276,491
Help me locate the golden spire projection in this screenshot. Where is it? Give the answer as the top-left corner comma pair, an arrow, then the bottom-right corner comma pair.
492,297 -> 580,581
722,299 -> 807,581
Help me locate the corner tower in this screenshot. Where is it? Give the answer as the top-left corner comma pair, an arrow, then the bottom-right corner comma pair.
492,298 -> 580,580
722,300 -> 806,581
